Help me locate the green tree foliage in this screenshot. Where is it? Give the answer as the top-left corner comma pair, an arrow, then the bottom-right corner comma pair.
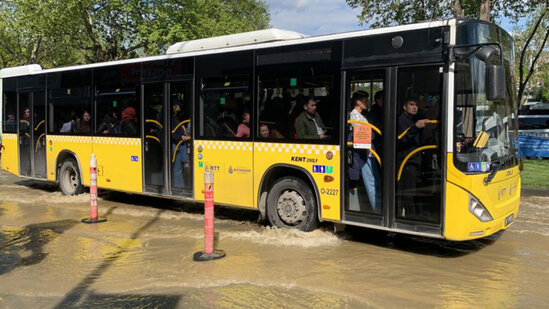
345,0 -> 543,27
0,0 -> 270,68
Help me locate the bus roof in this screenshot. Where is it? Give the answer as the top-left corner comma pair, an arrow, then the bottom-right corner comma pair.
0,19 -> 456,77
0,64 -> 42,78
166,28 -> 307,54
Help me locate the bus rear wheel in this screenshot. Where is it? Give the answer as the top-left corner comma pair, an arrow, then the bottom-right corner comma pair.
59,159 -> 84,195
267,177 -> 318,231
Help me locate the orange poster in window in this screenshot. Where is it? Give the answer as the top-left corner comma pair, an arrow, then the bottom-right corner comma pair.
353,124 -> 371,149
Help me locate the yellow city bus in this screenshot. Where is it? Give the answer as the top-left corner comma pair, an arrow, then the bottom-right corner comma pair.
0,18 -> 520,240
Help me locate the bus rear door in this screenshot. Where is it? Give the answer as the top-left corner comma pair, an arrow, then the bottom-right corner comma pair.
17,90 -> 47,179
142,80 -> 193,197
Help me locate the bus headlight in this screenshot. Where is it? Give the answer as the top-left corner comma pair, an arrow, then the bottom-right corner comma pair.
469,195 -> 493,222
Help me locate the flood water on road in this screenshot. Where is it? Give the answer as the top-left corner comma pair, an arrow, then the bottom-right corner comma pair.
1,170 -> 548,308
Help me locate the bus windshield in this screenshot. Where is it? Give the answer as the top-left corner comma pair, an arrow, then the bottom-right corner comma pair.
454,22 -> 519,172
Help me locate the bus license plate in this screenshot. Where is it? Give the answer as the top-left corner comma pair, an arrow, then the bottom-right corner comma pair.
505,214 -> 514,226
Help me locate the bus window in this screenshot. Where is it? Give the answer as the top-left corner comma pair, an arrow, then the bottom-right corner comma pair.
256,44 -> 341,142
47,70 -> 92,135
196,52 -> 252,140
94,64 -> 141,137
2,79 -> 17,133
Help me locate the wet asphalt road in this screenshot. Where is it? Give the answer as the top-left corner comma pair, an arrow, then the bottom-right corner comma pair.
1,169 -> 548,308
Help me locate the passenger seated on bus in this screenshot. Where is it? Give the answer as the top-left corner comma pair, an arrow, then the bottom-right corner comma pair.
4,112 -> 16,132
295,97 -> 327,139
120,106 -> 138,136
259,123 -> 284,139
60,111 -> 79,133
347,91 -> 381,213
397,98 -> 430,216
216,108 -> 239,137
96,111 -> 120,135
76,111 -> 92,134
235,112 -> 250,138
171,100 -> 191,188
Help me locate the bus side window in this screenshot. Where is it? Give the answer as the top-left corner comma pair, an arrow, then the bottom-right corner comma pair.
94,64 -> 141,137
196,52 -> 253,140
47,70 -> 92,135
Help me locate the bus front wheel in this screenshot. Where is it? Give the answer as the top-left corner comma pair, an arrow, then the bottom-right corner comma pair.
267,177 -> 318,231
59,159 -> 84,195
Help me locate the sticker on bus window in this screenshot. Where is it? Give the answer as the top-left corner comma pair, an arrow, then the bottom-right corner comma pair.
353,125 -> 371,149
467,162 -> 490,172
290,78 -> 297,86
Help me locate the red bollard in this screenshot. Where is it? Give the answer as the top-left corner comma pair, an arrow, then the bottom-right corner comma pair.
193,169 -> 225,261
82,154 -> 107,224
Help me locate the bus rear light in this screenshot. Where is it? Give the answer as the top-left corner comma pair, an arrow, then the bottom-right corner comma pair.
469,195 -> 493,222
326,151 -> 333,160
323,205 -> 330,210
324,175 -> 334,182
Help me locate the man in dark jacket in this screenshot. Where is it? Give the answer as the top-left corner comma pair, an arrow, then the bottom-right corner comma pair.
295,97 -> 327,139
397,98 -> 430,217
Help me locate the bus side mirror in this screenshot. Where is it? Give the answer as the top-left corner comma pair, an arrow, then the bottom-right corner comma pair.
475,45 -> 506,101
485,64 -> 506,101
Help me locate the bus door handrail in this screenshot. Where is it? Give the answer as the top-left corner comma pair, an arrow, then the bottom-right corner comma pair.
146,119 -> 163,129
35,133 -> 45,152
397,145 -> 438,181
145,135 -> 161,144
34,120 -> 45,131
347,120 -> 382,135
346,142 -> 382,167
398,120 -> 438,140
346,120 -> 382,166
171,119 -> 190,134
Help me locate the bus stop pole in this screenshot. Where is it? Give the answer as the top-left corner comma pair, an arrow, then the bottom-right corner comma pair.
82,154 -> 106,224
193,169 -> 225,261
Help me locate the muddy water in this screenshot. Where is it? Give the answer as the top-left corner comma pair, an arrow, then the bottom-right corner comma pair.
0,170 -> 548,308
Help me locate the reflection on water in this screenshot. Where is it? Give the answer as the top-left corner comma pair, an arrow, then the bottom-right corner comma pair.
0,219 -> 77,275
0,171 -> 548,308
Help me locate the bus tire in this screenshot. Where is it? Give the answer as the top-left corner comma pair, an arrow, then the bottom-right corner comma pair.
267,176 -> 318,231
59,159 -> 84,195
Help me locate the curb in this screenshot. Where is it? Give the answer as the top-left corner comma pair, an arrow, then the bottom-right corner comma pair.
522,187 -> 549,197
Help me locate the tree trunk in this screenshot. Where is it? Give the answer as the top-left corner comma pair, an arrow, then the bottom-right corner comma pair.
29,37 -> 42,64
517,9 -> 549,106
479,0 -> 492,21
453,0 -> 464,18
0,39 -> 25,64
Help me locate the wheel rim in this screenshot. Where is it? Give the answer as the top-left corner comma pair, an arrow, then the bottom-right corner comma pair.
276,189 -> 307,226
62,166 -> 79,193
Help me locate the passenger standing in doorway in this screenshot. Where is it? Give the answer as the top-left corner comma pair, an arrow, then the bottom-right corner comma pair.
295,97 -> 327,139
397,98 -> 430,217
348,91 -> 382,213
171,100 -> 190,188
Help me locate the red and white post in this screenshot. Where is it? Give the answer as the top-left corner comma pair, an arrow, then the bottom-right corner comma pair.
82,154 -> 106,224
193,169 -> 225,261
